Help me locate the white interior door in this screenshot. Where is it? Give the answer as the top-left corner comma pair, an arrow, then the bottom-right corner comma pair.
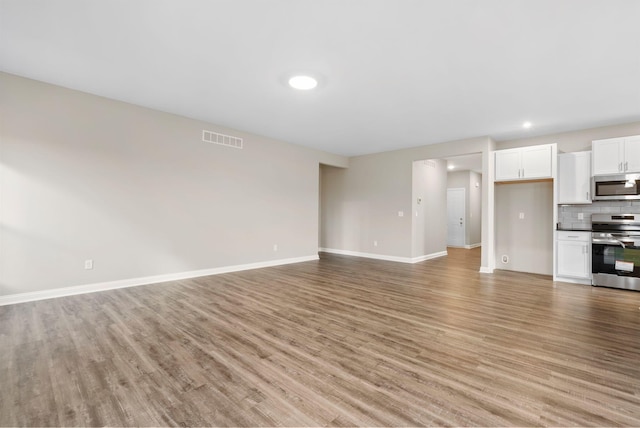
447,188 -> 465,247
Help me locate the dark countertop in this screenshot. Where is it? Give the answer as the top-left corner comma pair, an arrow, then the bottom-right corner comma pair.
557,228 -> 592,232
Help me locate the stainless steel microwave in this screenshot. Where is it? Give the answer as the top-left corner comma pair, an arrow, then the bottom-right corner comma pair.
592,173 -> 640,200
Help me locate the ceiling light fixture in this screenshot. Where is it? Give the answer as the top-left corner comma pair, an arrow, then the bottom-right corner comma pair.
288,75 -> 318,90
448,165 -> 455,170
523,121 -> 533,129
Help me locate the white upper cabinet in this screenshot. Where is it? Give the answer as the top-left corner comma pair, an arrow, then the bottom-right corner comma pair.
592,135 -> 640,175
625,135 -> 640,173
495,149 -> 521,180
558,151 -> 591,204
495,144 -> 553,181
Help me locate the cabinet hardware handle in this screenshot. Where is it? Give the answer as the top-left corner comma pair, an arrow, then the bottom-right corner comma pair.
619,162 -> 623,172
586,191 -> 589,200
625,161 -> 628,171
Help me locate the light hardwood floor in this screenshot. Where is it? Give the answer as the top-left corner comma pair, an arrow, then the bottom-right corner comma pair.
1,247 -> 640,426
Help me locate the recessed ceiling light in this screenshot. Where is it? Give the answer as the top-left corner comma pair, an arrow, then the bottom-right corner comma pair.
448,165 -> 455,170
288,75 -> 318,90
523,121 -> 533,129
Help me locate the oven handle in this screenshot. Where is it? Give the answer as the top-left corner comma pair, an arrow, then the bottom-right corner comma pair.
592,238 -> 629,248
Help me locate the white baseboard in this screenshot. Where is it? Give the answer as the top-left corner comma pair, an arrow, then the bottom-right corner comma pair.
319,248 -> 447,264
410,251 -> 448,263
479,266 -> 494,274
464,243 -> 482,249
0,255 -> 319,307
553,275 -> 591,286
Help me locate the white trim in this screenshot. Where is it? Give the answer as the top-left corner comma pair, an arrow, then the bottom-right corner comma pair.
479,266 -> 494,274
464,243 -> 482,249
410,251 -> 448,263
0,255 -> 319,307
553,276 -> 592,286
319,248 -> 413,263
319,248 -> 447,264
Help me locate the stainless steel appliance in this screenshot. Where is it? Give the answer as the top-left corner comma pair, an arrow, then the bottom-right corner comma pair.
592,173 -> 640,201
592,214 -> 640,291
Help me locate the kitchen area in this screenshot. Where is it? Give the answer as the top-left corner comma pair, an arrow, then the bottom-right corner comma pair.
493,133 -> 640,291
555,135 -> 640,291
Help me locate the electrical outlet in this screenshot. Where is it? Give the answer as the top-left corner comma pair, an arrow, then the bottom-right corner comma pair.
398,211 -> 404,217
84,259 -> 93,270
578,213 -> 584,220
373,240 -> 378,247
519,212 -> 525,220
501,255 -> 509,264
273,244 -> 278,252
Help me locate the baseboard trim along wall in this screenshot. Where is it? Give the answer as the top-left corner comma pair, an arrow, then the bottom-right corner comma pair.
319,248 -> 447,264
0,255 -> 320,307
465,243 -> 482,249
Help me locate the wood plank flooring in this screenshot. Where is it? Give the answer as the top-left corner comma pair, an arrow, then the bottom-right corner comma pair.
1,247 -> 640,426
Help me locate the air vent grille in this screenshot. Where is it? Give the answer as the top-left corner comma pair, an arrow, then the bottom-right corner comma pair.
202,130 -> 243,149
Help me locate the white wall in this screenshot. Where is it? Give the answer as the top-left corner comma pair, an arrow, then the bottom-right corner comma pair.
412,159 -> 447,258
468,171 -> 482,246
320,136 -> 495,268
0,72 -> 347,297
495,181 -> 554,275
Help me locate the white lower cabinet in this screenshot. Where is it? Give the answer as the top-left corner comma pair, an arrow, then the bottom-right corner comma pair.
556,231 -> 591,283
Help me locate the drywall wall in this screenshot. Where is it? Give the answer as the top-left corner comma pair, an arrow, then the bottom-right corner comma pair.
497,122 -> 640,153
447,170 -> 482,247
495,181 -> 554,275
320,136 -> 495,268
0,72 -> 347,297
468,171 -> 482,246
412,159 -> 447,258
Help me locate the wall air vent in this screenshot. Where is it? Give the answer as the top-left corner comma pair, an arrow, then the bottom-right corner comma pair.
202,130 -> 243,149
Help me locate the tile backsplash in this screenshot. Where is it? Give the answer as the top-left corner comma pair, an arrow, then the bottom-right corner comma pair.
558,200 -> 640,230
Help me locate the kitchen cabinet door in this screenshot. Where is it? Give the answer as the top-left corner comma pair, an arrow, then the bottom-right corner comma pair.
521,145 -> 552,179
558,152 -> 591,204
592,137 -> 624,175
624,135 -> 640,173
495,149 -> 521,180
495,144 -> 554,181
556,231 -> 591,280
557,240 -> 590,279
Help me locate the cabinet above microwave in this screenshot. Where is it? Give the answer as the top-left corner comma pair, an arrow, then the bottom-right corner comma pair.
592,135 -> 640,175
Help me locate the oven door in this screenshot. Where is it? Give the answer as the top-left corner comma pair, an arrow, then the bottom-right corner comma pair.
592,235 -> 640,289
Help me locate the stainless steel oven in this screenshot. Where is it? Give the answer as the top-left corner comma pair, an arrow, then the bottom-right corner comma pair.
592,214 -> 640,291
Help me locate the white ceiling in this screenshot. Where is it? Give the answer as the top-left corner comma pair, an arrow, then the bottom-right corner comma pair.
1,0 -> 639,157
